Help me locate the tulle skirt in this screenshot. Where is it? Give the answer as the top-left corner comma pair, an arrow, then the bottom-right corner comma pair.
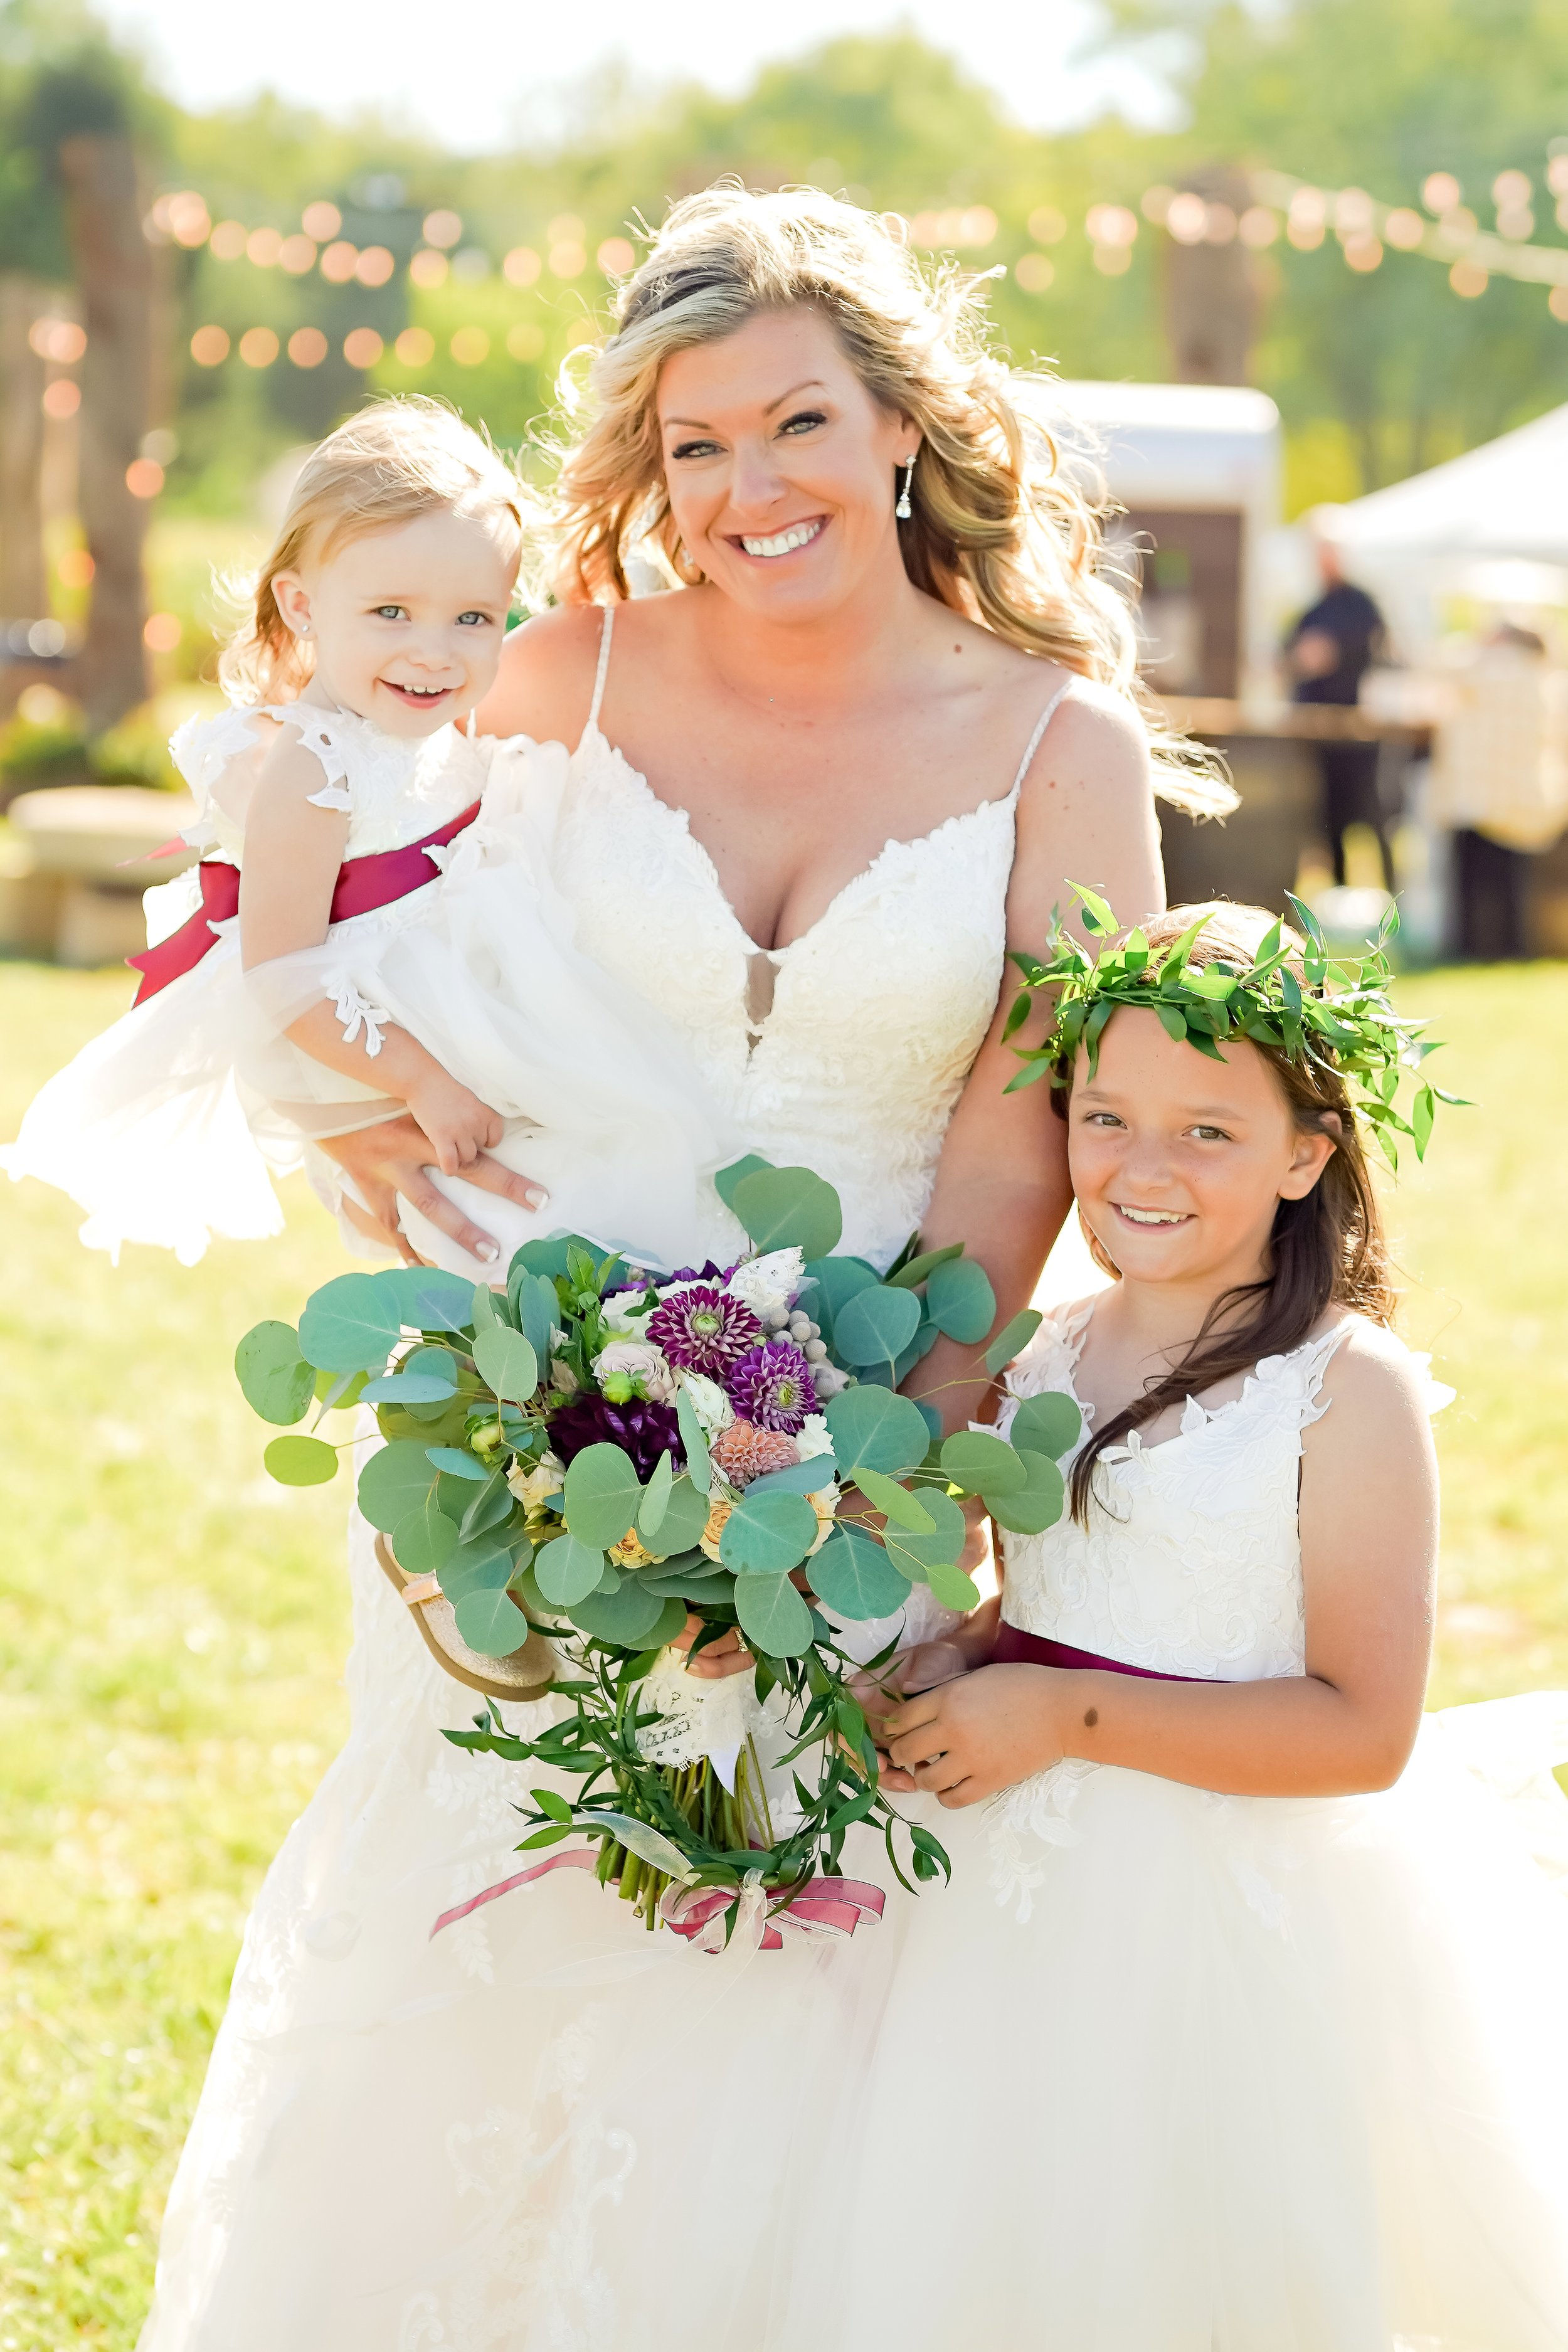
141,1475 -> 1568,2351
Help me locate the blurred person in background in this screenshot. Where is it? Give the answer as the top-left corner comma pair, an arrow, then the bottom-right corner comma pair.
1433,618 -> 1568,960
1285,511 -> 1395,890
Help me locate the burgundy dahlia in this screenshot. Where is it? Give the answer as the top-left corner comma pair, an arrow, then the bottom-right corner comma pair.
725,1339 -> 819,1434
645,1284 -> 760,1378
549,1391 -> 682,1482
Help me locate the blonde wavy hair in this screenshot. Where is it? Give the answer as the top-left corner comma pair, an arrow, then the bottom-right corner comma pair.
220,396 -> 527,706
548,184 -> 1232,817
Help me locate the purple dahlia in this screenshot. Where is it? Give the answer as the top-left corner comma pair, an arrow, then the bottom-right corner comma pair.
726,1339 -> 819,1434
645,1284 -> 760,1378
549,1392 -> 682,1482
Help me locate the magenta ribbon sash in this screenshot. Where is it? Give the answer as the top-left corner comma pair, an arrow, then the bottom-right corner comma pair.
125,797 -> 481,1008
992,1623 -> 1214,1683
428,1848 -> 886,1955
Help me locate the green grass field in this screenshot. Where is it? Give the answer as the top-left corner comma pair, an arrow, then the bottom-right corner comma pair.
2,958 -> 1566,2346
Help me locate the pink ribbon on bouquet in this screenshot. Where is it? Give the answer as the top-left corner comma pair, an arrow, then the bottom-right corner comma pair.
427,1850 -> 884,1955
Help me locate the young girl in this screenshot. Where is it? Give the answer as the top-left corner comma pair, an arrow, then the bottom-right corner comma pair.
840,901 -> 1568,2349
3,398 -> 728,1274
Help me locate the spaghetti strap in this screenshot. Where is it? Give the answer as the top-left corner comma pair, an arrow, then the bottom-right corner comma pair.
1011,675 -> 1075,793
586,604 -> 615,732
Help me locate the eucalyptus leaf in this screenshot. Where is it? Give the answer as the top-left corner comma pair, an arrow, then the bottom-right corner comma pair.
925,1257 -> 997,1345
459,1468 -> 516,1543
883,1242 -> 965,1292
802,1255 -> 881,1344
438,1537 -> 518,1603
732,1571 -> 815,1658
263,1434 -> 339,1486
833,1284 -> 922,1367
401,1270 -> 483,1333
357,1438 -> 439,1532
561,1443 -> 644,1549
297,1271 -> 406,1374
712,1154 -> 774,1220
719,1488 -> 818,1575
985,1308 -> 1046,1375
359,1370 -> 458,1406
452,1587 -> 532,1658
881,1488 -> 969,1576
513,1270 -> 561,1361
731,1165 -> 843,1260
808,1525 -> 914,1619
743,1453 -> 838,1497
924,1557 -> 982,1611
469,1283 -> 510,1333
941,1429 -> 1025,1496
647,1475 -> 709,1558
638,1451 -> 674,1544
824,1385 -> 931,1477
852,1465 -> 935,1532
390,1494 -> 459,1574
235,1321 -> 315,1427
533,1530 -> 607,1607
985,1449 -> 1067,1535
1009,1391 -> 1083,1463
472,1325 -> 539,1406
425,1446 -> 487,1481
674,1388 -> 713,1496
566,1576 -> 669,1646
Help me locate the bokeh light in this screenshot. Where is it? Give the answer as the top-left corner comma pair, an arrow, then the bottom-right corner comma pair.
506,322 -> 545,361
143,612 -> 182,652
1423,171 -> 1462,215
1239,206 -> 1279,248
1165,192 -> 1208,245
450,327 -> 490,365
56,548 -> 94,590
29,318 -> 86,362
278,235 -> 317,275
320,241 -> 359,284
1343,235 -> 1384,272
190,324 -> 230,366
503,246 -> 541,286
42,380 -> 81,420
597,236 -> 636,275
238,326 -> 279,366
395,327 -> 435,367
208,220 -> 246,261
1014,253 -> 1054,292
125,458 -> 164,498
246,226 -> 282,268
410,249 -> 448,288
1549,285 -> 1568,322
1449,260 -> 1488,298
1384,208 -> 1425,250
356,246 -> 395,287
1493,168 -> 1532,209
423,210 -> 462,249
302,201 -> 342,241
287,327 -> 328,368
549,241 -> 586,278
343,327 -> 384,368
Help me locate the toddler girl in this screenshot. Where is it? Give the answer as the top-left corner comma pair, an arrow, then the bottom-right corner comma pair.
835,901 -> 1568,2349
4,398 -> 726,1273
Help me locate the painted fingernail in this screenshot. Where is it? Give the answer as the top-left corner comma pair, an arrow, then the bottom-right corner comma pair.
475,1241 -> 499,1264
526,1188 -> 548,1210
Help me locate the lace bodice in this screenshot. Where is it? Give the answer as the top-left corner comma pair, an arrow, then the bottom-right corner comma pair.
995,1301 -> 1357,1682
168,700 -> 488,867
547,608 -> 1070,1269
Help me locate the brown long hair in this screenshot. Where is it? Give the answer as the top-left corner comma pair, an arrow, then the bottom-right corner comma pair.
1057,903 -> 1396,1522
543,184 -> 1232,819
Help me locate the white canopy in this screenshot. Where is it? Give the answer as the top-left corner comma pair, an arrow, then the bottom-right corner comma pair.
1333,401 -> 1568,566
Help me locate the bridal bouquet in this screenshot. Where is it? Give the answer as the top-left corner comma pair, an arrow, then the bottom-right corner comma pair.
233,1158 -> 1080,1947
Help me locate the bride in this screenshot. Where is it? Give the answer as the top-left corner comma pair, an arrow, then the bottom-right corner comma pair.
140,187 -> 1223,2349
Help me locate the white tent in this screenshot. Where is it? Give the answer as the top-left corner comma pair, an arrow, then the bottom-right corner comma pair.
1329,401 -> 1568,651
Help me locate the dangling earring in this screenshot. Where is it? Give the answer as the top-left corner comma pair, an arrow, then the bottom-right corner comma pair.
895,455 -> 916,521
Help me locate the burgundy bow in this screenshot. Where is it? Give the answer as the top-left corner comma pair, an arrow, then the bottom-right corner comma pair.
125,798 -> 481,1009
428,1848 -> 886,1955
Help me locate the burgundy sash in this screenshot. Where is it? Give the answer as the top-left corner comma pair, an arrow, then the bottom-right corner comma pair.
125,799 -> 480,1008
993,1622 -> 1212,1683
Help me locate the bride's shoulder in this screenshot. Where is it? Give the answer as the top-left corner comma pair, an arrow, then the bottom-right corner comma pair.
484,604 -> 607,745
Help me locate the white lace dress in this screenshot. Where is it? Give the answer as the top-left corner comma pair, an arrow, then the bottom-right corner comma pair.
137,614 -> 1079,2351
808,1303 -> 1568,2350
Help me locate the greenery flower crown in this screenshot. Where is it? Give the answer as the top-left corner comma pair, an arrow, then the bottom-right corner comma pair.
1003,884 -> 1466,1167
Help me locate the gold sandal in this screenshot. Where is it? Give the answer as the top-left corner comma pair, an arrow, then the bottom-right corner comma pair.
375,1533 -> 556,1703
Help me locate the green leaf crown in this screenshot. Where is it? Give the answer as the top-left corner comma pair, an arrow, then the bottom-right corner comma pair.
1004,884 -> 1467,1168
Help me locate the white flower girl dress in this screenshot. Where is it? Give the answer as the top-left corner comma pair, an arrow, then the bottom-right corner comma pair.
805,1302 -> 1568,2350
2,700 -> 732,1275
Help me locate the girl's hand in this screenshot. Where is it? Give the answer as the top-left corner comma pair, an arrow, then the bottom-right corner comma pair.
882,1663 -> 1066,1808
404,1073 -> 506,1175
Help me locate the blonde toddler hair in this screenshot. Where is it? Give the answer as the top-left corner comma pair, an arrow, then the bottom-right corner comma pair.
220,396 -> 527,706
548,184 -> 1232,817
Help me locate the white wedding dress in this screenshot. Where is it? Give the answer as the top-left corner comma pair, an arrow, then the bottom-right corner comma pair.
139,614 -> 1077,2351
811,1304 -> 1568,2350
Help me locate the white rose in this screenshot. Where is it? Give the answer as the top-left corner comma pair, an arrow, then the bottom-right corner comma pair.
797,1412 -> 835,1461
675,1369 -> 735,1439
507,1452 -> 564,1509
592,1339 -> 677,1402
725,1247 -> 805,1323
600,1291 -> 652,1337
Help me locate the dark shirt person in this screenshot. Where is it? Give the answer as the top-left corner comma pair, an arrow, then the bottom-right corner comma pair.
1284,529 -> 1392,888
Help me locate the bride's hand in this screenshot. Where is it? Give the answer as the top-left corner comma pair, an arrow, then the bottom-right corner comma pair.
319,1115 -> 547,1266
669,1613 -> 755,1680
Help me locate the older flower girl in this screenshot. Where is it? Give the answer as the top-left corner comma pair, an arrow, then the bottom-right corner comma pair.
850,901 -> 1568,2349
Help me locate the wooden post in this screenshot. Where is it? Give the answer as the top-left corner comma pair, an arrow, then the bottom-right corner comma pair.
0,275 -> 48,624
56,131 -> 150,730
1163,165 -> 1261,387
